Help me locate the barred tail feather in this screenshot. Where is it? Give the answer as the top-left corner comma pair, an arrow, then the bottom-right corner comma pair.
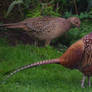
3,58 -> 60,82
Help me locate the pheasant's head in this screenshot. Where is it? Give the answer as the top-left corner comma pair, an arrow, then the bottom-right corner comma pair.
67,17 -> 81,28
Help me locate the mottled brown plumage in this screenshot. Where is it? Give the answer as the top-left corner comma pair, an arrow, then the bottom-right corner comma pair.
3,33 -> 92,88
0,16 -> 80,46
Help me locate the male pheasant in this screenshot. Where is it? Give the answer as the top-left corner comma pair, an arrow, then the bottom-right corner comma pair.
2,32 -> 92,88
0,16 -> 80,46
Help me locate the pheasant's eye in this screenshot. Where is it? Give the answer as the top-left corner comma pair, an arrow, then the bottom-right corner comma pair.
75,21 -> 78,24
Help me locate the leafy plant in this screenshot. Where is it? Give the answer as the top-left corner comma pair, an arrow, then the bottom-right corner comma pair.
79,11 -> 92,19
6,0 -> 24,17
64,12 -> 73,18
26,8 -> 41,18
41,6 -> 61,17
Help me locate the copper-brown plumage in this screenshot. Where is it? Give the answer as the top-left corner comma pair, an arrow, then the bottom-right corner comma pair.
3,33 -> 92,88
59,39 -> 84,69
0,16 -> 80,46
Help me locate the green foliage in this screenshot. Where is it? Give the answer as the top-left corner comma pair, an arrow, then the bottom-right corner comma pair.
26,8 -> 41,18
6,0 -> 23,17
5,0 -> 92,19
79,12 -> 92,19
64,10 -> 92,19
88,9 -> 92,18
23,0 -> 31,8
64,12 -> 73,18
41,6 -> 61,17
26,6 -> 61,18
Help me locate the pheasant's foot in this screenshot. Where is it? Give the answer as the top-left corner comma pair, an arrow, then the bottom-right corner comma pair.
88,76 -> 91,87
45,39 -> 51,46
81,75 -> 86,88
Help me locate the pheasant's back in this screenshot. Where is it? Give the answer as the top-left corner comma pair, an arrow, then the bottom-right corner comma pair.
22,17 -> 71,40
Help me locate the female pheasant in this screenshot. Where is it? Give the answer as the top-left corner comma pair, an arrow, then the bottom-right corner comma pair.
0,16 -> 80,46
2,33 -> 92,88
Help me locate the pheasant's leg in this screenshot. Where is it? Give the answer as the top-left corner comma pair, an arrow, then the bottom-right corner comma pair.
88,76 -> 91,87
81,75 -> 86,88
34,40 -> 38,46
45,39 -> 51,46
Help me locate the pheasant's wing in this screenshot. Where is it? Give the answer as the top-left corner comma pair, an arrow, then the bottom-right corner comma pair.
23,17 -> 54,32
26,21 -> 48,32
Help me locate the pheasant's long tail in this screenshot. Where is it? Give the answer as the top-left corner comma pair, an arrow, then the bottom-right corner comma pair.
0,23 -> 25,29
1,58 -> 60,84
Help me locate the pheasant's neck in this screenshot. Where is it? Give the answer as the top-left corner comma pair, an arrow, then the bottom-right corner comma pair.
66,19 -> 72,30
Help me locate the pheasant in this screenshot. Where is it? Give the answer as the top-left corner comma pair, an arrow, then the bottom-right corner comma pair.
2,32 -> 92,88
0,16 -> 80,46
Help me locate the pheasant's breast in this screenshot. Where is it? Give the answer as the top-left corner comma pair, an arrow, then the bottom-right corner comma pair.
80,32 -> 92,75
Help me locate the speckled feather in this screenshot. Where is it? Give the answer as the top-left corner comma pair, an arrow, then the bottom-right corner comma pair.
80,33 -> 92,76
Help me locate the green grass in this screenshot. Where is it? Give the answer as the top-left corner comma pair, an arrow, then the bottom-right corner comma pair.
0,38 -> 92,92
0,21 -> 92,92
